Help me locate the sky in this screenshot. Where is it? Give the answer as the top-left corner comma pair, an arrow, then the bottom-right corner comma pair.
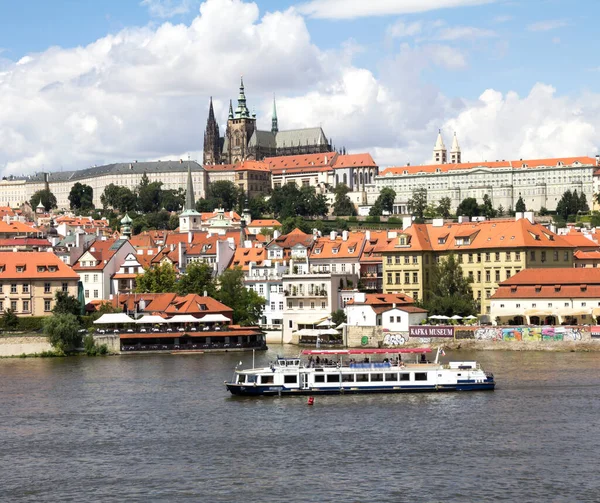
1,0 -> 599,177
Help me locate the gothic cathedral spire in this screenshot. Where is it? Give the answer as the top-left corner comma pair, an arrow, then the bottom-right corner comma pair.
271,95 -> 279,133
433,129 -> 447,165
203,97 -> 221,165
450,132 -> 461,164
235,76 -> 250,118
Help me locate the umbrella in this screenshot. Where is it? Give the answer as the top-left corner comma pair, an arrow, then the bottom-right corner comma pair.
197,313 -> 231,323
320,328 -> 341,335
464,315 -> 478,320
450,315 -> 463,320
135,315 -> 166,324
316,318 -> 335,327
93,313 -> 135,324
437,315 -> 450,320
335,323 -> 346,330
428,315 -> 441,319
166,315 -> 200,323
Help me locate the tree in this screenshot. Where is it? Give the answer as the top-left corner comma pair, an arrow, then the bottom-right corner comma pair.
52,291 -> 82,316
101,184 -> 136,212
539,206 -> 549,216
176,262 -> 217,297
515,196 -> 526,213
2,309 -> 18,330
331,309 -> 346,326
423,203 -> 440,219
217,268 -> 265,325
248,195 -> 270,220
479,194 -> 497,218
437,197 -> 452,218
497,205 -> 505,217
456,197 -> 480,218
30,189 -> 57,212
161,189 -> 186,212
138,180 -> 164,214
209,181 -> 240,211
135,262 -> 177,293
44,313 -> 82,353
370,187 -> 396,216
422,253 -> 478,317
407,188 -> 427,219
332,184 -> 356,216
68,183 -> 94,211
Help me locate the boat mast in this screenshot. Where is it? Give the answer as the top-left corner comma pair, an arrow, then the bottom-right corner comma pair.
434,347 -> 442,364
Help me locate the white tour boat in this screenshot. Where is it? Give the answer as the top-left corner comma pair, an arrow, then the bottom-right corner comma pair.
225,348 -> 495,396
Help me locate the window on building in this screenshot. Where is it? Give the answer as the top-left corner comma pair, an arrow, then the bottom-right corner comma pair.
85,290 -> 89,298
477,290 -> 482,299
289,320 -> 293,328
485,253 -> 491,262
299,301 -> 304,309
44,300 -> 51,312
387,273 -> 392,284
395,256 -> 400,264
495,270 -> 500,282
93,290 -> 99,299
468,254 -> 473,263
412,256 -> 418,264
287,301 -> 292,309
395,273 -> 400,285
84,274 -> 89,282
321,302 -> 326,309
404,256 -> 410,264
541,251 -> 547,263
564,251 -> 569,261
506,252 -> 511,261
485,290 -> 491,299
44,283 -> 51,294
0,301 -> 3,311
259,285 -> 264,294
310,302 -> 315,309
477,253 -> 482,263
12,300 -> 18,311
270,302 -> 275,311
477,271 -> 482,282
62,283 -> 68,292
553,250 -> 559,261
412,272 -> 418,283
387,257 -> 392,265
11,284 -> 17,294
93,274 -> 98,282
22,300 -> 29,312
495,252 -> 500,262
404,273 -> 410,284
515,252 -> 521,261
22,284 -> 29,293
506,270 -> 511,280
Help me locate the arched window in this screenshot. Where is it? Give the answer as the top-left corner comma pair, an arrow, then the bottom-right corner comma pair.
359,172 -> 364,185
336,174 -> 339,185
343,174 -> 347,185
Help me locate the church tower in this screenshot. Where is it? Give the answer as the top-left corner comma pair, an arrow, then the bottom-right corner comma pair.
179,164 -> 201,233
224,77 -> 257,164
432,130 -> 447,164
271,95 -> 279,133
450,132 -> 461,164
203,97 -> 221,165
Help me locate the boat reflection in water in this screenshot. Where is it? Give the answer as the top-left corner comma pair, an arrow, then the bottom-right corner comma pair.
225,347 -> 495,396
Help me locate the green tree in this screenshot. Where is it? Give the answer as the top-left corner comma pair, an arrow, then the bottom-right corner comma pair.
135,262 -> 177,293
161,189 -> 186,212
176,262 -> 217,297
407,188 -> 427,219
52,291 -> 82,316
68,183 -> 94,211
539,206 -> 549,216
479,194 -> 497,218
209,181 -> 240,211
497,205 -> 505,217
370,187 -> 396,216
515,196 -> 526,213
437,196 -> 452,218
248,195 -> 270,220
44,313 -> 82,353
138,180 -> 164,214
331,309 -> 346,326
423,203 -> 440,219
422,253 -> 478,317
332,184 -> 356,216
101,184 -> 136,212
30,189 -> 57,212
217,268 -> 265,325
456,197 -> 480,218
2,309 -> 18,330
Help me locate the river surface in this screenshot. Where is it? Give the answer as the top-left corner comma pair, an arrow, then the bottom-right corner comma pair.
1,347 -> 599,503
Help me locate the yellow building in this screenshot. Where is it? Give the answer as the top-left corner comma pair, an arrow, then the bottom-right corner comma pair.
382,216 -> 575,317
0,252 -> 79,316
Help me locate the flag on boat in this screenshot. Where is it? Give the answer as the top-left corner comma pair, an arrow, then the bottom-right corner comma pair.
440,349 -> 446,356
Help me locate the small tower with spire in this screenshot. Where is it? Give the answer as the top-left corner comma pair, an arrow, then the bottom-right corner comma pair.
433,130 -> 447,165
120,213 -> 133,239
450,132 -> 461,164
224,76 -> 257,164
203,97 -> 221,165
179,163 -> 202,233
271,95 -> 279,133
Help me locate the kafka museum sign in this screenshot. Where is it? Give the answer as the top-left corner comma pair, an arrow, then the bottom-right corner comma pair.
409,326 -> 454,338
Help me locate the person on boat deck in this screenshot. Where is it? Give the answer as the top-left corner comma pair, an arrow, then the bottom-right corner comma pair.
420,354 -> 426,363
315,356 -> 320,365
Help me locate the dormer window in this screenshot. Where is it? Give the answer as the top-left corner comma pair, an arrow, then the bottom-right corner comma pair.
0,265 -> 4,273
313,248 -> 321,254
49,266 -> 57,272
332,248 -> 339,254
38,266 -> 47,273
348,247 -> 355,253
16,265 -> 25,273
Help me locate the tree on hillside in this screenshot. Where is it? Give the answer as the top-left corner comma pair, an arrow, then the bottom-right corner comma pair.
515,196 -> 526,213
407,188 -> 427,219
497,205 -> 505,217
369,187 -> 396,216
331,309 -> 347,326
480,194 -> 497,218
101,184 -> 136,212
557,189 -> 589,221
437,196 -> 452,218
332,184 -> 356,216
248,195 -> 270,220
30,189 -> 57,212
176,262 -> 217,297
135,262 -> 177,293
68,183 -> 94,211
209,181 -> 240,211
2,309 -> 18,330
422,253 -> 478,317
217,268 -> 265,325
137,180 -> 164,214
456,197 -> 480,218
161,188 -> 186,212
44,313 -> 82,353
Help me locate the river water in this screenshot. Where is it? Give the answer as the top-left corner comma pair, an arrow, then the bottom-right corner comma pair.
1,347 -> 599,503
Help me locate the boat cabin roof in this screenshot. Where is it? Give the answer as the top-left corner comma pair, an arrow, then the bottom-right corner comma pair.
301,348 -> 432,356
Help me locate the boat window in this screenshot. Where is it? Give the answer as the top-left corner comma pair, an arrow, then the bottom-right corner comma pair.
370,374 -> 384,382
341,374 -> 355,382
356,373 -> 369,382
326,374 -> 340,383
246,374 -> 257,384
314,374 -> 325,383
414,372 -> 427,381
260,375 -> 274,384
384,373 -> 398,382
399,373 -> 410,381
284,375 -> 297,384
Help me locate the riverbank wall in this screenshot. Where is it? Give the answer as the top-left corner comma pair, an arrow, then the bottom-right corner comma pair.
0,336 -> 53,356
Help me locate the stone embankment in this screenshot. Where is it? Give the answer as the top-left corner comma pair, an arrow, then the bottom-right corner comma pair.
0,336 -> 53,357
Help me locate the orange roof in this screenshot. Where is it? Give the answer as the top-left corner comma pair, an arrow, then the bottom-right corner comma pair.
234,160 -> 270,172
72,238 -> 123,271
560,233 -> 599,249
0,221 -> 38,235
129,233 -> 157,249
492,268 -> 600,299
231,247 -> 267,270
346,293 -> 416,306
265,152 -> 337,172
248,219 -> 281,227
360,230 -> 394,263
269,228 -> 313,251
113,293 -> 233,317
332,153 -> 376,168
383,218 -> 574,252
310,232 -> 366,260
203,164 -> 236,172
574,250 -> 600,260
381,156 -> 597,177
0,251 -> 79,279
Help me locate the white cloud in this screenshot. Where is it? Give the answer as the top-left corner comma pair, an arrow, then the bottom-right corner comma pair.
527,19 -> 568,32
435,26 -> 496,41
140,0 -> 194,18
493,15 -> 512,23
386,20 -> 423,39
297,0 -> 494,19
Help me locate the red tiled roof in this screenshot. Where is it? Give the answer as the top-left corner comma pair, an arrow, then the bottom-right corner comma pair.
269,228 -> 313,250
265,152 -> 337,172
72,238 -> 122,271
231,247 -> 267,270
0,251 -> 78,279
574,250 -> 600,260
310,232 -> 366,260
248,219 -> 281,227
332,153 -> 376,168
346,293 -> 416,306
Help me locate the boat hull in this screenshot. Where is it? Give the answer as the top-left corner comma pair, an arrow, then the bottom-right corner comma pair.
226,381 -> 495,396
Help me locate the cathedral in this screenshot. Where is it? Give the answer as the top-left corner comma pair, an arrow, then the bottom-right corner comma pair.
203,78 -> 333,165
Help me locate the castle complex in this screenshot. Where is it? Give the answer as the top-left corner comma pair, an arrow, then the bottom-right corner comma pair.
203,78 -> 333,165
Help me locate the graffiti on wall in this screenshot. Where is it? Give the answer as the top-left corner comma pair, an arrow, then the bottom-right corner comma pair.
383,334 -> 406,346
474,326 -> 584,342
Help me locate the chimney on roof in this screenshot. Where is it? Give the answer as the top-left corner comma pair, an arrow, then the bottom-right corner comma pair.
515,212 -> 524,221
342,230 -> 348,241
524,211 -> 534,224
596,155 -> 600,166
365,230 -> 371,241
324,155 -> 328,164
203,290 -> 207,297
402,216 -> 412,231
458,216 -> 470,224
330,231 -> 337,240
188,231 -> 193,244
178,242 -> 185,268
273,230 -> 280,240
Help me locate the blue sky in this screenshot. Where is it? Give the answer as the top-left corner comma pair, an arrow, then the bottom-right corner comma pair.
0,0 -> 599,175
